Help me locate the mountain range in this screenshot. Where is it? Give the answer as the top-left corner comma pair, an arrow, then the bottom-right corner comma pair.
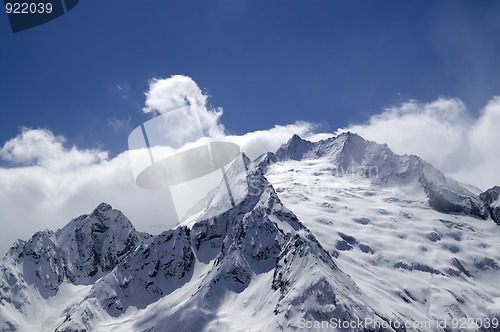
1,132 -> 499,331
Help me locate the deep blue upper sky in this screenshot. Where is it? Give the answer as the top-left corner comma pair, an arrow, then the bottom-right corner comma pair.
1,0 -> 499,156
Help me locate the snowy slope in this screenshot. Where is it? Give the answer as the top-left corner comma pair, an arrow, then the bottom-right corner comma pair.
54,159 -> 399,332
268,133 -> 492,220
1,132 -> 499,332
265,133 -> 500,330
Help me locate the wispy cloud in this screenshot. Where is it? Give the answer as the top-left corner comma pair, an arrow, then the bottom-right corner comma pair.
114,82 -> 131,100
108,117 -> 131,133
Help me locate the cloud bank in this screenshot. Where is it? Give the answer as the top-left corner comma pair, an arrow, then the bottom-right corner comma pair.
0,125 -> 321,256
0,128 -> 108,170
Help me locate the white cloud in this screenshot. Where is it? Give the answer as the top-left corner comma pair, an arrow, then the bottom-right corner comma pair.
451,97 -> 500,190
0,128 -> 108,171
144,75 -> 207,114
143,75 -> 224,139
341,96 -> 500,190
469,97 -> 500,158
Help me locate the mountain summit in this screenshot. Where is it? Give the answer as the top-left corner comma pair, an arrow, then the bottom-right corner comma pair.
273,132 -> 496,222
1,133 -> 499,331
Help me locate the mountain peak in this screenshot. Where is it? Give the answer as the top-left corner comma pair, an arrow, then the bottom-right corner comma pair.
95,202 -> 112,213
275,134 -> 314,161
336,130 -> 363,140
285,133 -> 311,147
62,202 -> 130,233
0,202 -> 144,306
290,132 -> 304,141
271,133 -> 499,223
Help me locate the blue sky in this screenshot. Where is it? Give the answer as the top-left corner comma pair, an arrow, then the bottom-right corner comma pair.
1,0 -> 500,255
1,0 -> 499,156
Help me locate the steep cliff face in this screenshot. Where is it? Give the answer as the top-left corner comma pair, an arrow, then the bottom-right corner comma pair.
56,202 -> 145,279
480,186 -> 500,225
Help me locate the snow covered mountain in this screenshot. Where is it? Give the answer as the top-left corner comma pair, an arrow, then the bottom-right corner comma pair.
1,132 -> 499,331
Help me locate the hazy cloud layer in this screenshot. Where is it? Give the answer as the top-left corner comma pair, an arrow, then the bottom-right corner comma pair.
342,96 -> 500,190
1,74 -> 498,256
0,129 -> 161,252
